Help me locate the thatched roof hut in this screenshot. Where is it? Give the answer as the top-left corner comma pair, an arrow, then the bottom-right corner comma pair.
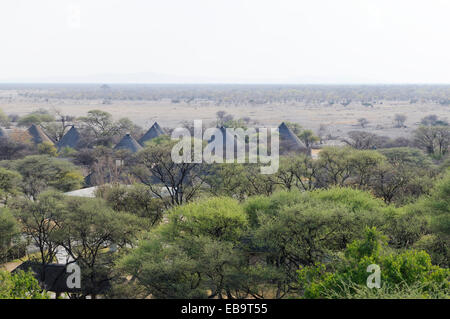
278,122 -> 308,155
27,124 -> 54,145
13,261 -> 80,294
206,126 -> 237,159
57,125 -> 80,149
138,122 -> 165,146
13,261 -> 109,295
114,133 -> 143,153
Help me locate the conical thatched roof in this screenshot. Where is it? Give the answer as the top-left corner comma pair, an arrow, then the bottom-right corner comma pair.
278,122 -> 308,154
27,124 -> 54,145
57,126 -> 80,149
208,126 -> 235,145
206,126 -> 237,159
138,122 -> 165,146
114,133 -> 143,153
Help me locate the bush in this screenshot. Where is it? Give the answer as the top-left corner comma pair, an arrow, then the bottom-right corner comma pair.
0,270 -> 49,299
297,228 -> 449,299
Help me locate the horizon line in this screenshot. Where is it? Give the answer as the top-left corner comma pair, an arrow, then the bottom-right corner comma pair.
1,82 -> 450,86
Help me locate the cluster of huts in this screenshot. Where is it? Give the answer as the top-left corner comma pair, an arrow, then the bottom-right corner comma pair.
0,122 -> 166,152
61,121 -> 165,151
1,121 -> 309,155
2,121 -> 310,298
111,122 -> 165,153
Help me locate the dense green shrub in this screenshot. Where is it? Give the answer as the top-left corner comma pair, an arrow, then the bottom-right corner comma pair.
297,228 -> 449,299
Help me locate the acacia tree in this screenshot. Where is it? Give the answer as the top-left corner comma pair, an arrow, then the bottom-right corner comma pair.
245,188 -> 387,298
298,130 -> 319,150
118,197 -> 251,299
369,162 -> 409,203
414,126 -> 437,155
0,208 -> 19,263
0,270 -> 49,299
204,163 -> 277,200
414,126 -> 449,158
297,227 -> 449,299
275,155 -> 318,191
53,197 -> 142,298
78,110 -> 117,138
394,114 -> 407,128
134,138 -> 203,206
10,155 -> 83,199
41,109 -> 76,142
0,108 -> 10,127
358,118 -> 369,128
13,191 -> 66,266
409,171 -> 450,267
368,148 -> 434,204
96,184 -> 164,227
434,126 -> 450,157
0,137 -> 32,160
316,147 -> 354,186
17,109 -> 55,128
342,131 -> 387,150
0,167 -> 21,205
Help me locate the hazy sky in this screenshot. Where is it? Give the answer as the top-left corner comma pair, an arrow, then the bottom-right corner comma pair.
1,0 -> 449,83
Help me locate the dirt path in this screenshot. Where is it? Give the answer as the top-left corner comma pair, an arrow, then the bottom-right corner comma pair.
1,260 -> 22,272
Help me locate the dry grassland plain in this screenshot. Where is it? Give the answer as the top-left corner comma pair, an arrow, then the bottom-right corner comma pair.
1,89 -> 448,139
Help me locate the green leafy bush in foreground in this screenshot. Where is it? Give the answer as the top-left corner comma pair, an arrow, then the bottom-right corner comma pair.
0,270 -> 49,299
297,227 -> 449,299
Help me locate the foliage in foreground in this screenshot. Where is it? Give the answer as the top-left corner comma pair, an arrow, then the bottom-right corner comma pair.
297,228 -> 449,299
0,270 -> 49,299
116,184 -> 449,299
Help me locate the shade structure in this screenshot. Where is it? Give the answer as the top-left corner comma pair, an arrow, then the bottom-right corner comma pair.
57,125 -> 81,149
114,133 -> 143,153
27,124 -> 54,145
138,122 -> 165,146
278,122 -> 308,154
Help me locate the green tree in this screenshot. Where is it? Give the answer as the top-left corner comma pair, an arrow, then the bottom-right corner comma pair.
394,114 -> 407,128
53,197 -> 142,298
297,228 -> 449,299
0,270 -> 49,299
96,184 -> 164,227
316,147 -> 355,186
0,108 -> 10,127
13,191 -> 66,266
116,117 -> 143,138
11,155 -> 83,198
37,141 -> 58,157
275,155 -> 318,191
0,208 -> 20,263
119,197 -> 250,299
284,122 -> 303,137
78,110 -> 113,136
414,126 -> 449,158
245,189 -> 387,297
298,129 -> 319,150
369,148 -> 435,204
134,138 -> 203,206
408,171 -> 450,266
0,167 -> 21,204
17,110 -> 55,127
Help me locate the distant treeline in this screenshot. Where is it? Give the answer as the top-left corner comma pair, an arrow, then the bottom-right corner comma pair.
2,84 -> 450,105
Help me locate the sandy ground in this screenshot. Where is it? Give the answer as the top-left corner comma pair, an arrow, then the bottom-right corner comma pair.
1,97 -> 449,138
